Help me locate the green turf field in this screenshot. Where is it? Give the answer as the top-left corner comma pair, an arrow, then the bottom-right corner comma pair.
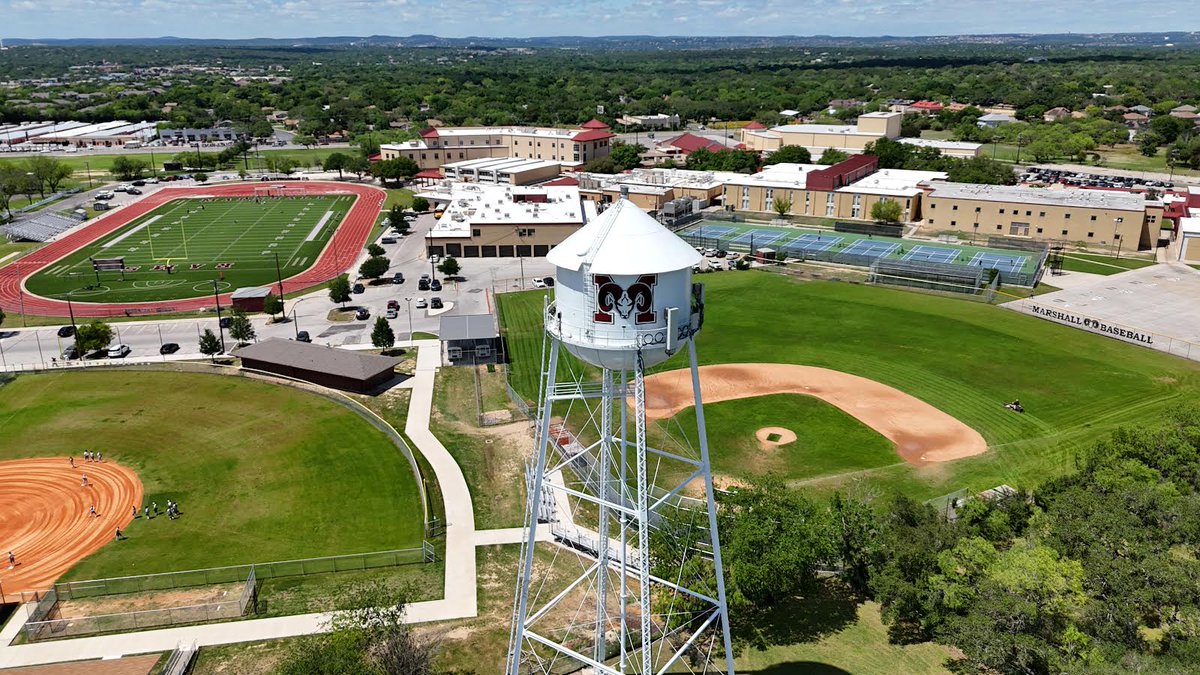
0,370 -> 424,579
497,272 -> 1200,498
24,195 -> 353,303
1059,251 -> 1157,275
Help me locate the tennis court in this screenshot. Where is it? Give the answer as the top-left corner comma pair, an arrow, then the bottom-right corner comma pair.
968,252 -> 1027,272
730,227 -> 790,247
689,224 -> 737,239
904,245 -> 961,264
842,239 -> 899,259
783,233 -> 843,254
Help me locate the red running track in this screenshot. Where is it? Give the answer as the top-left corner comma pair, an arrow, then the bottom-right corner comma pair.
0,181 -> 386,318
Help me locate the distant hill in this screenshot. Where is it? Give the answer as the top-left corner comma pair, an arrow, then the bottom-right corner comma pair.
4,32 -> 1200,50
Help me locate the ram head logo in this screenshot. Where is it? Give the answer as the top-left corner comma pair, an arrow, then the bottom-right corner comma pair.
594,274 -> 657,325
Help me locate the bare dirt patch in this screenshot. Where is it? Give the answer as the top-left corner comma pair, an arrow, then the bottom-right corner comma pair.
643,364 -> 987,464
57,582 -> 245,617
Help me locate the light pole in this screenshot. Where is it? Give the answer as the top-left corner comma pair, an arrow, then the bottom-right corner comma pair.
194,142 -> 202,171
405,296 -> 414,347
290,297 -> 310,340
1113,218 -> 1123,259
64,291 -> 77,336
84,161 -> 93,189
1015,132 -> 1025,166
212,279 -> 227,353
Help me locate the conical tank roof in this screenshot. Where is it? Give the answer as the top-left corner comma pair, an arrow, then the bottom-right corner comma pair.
546,198 -> 701,275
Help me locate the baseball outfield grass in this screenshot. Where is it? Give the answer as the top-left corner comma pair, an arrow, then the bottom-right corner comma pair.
0,370 -> 424,580
497,271 -> 1200,499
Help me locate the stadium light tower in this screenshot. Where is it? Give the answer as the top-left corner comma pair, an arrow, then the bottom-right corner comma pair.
508,189 -> 734,674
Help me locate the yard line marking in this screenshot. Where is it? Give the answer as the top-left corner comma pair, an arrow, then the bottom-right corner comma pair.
102,217 -> 159,249
305,211 -> 334,242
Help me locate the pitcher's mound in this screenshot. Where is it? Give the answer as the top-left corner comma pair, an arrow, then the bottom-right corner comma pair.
756,426 -> 797,448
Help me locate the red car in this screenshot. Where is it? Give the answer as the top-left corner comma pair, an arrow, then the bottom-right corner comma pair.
387,299 -> 400,311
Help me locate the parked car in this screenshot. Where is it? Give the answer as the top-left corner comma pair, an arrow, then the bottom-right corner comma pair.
415,298 -> 428,309
114,184 -> 131,193
131,180 -> 146,186
57,325 -> 75,338
418,279 -> 430,291
159,342 -> 180,355
387,299 -> 400,311
429,254 -> 440,264
392,272 -> 405,284
381,236 -> 397,244
355,308 -> 370,320
145,177 -> 160,184
532,277 -> 555,288
94,191 -> 114,200
107,343 -> 131,358
430,297 -> 444,309
715,250 -> 728,258
61,344 -> 79,360
126,187 -> 142,195
295,330 -> 312,343
430,279 -> 442,292
386,308 -> 399,319
219,316 -> 232,329
93,202 -> 111,211
352,283 -> 365,294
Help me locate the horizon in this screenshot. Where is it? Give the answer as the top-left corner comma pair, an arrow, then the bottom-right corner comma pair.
1,0 -> 1197,42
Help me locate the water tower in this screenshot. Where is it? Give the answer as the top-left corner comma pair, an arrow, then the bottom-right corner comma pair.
507,193 -> 735,674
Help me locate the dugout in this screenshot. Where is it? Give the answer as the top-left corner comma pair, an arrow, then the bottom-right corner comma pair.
230,286 -> 272,313
440,313 -> 500,365
233,339 -> 401,393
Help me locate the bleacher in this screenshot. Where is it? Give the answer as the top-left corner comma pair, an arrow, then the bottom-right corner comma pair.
2,212 -> 82,242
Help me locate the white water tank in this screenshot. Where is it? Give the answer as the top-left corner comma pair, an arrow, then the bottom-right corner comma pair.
545,197 -> 703,370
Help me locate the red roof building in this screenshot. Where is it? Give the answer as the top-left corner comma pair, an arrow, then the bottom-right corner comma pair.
663,132 -> 727,155
543,175 -> 581,187
743,121 -> 766,130
911,101 -> 944,114
418,127 -> 440,138
572,129 -> 616,142
580,119 -> 611,130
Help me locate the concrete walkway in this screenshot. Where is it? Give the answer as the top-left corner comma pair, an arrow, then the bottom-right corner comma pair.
0,340 -> 485,668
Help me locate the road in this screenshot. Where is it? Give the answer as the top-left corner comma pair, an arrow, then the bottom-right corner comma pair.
0,210 -> 554,369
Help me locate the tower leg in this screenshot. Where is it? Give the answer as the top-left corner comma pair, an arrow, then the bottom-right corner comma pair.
595,369 -> 613,664
618,368 -> 630,672
508,339 -> 560,675
634,352 -> 652,673
689,340 -> 736,675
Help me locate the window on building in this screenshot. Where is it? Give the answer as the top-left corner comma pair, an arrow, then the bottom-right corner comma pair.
999,208 -> 1005,214
952,204 -> 958,211
928,219 -> 935,224
805,192 -> 811,212
1090,215 -> 1097,221
472,229 -> 481,237
1039,211 -> 1046,217
930,203 -> 936,209
1025,211 -> 1032,216
825,193 -> 835,217
766,188 -> 774,201
1114,234 -> 1121,240
951,220 -> 957,226
1036,227 -> 1044,234
742,197 -> 750,210
996,225 -> 1002,230
852,194 -> 862,219
1065,213 -> 1071,219
1062,229 -> 1068,235
974,206 -> 981,213
1087,232 -> 1095,238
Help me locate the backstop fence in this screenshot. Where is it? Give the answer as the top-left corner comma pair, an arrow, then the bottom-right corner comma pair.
835,221 -> 904,237
868,258 -> 986,296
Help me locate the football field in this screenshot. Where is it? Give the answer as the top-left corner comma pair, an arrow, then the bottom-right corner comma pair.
24,195 -> 354,303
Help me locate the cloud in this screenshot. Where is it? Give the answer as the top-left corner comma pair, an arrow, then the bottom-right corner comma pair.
0,0 -> 1186,38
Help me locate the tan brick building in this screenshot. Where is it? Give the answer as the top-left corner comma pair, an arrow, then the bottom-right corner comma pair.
380,120 -> 614,171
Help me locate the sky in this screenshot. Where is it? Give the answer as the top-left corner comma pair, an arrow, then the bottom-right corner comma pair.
0,0 -> 1194,40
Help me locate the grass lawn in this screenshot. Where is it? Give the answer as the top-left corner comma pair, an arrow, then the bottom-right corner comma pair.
1059,252 -> 1158,275
661,394 -> 898,484
0,241 -> 39,265
0,370 -> 424,579
24,195 -> 353,303
498,272 -> 1200,499
384,188 -> 414,210
48,148 -> 349,177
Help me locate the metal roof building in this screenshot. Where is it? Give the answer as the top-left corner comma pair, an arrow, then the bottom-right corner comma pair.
233,339 -> 401,393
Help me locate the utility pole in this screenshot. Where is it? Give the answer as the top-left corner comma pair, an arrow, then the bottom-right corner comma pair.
212,279 -> 227,353
65,292 -> 77,336
273,251 -> 285,298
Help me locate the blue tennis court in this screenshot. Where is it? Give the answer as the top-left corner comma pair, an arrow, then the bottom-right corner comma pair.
968,251 -> 1029,272
730,228 -> 788,247
903,245 -> 960,264
784,234 -> 843,254
688,224 -> 736,238
841,239 -> 900,259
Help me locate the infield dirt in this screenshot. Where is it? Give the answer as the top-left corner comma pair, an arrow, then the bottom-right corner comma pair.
643,363 -> 987,464
0,458 -> 143,595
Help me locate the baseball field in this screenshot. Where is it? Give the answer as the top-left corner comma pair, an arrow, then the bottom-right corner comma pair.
0,369 -> 424,586
23,195 -> 353,303
497,270 -> 1200,498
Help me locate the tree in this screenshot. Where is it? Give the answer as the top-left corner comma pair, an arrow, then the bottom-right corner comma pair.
411,196 -> 430,213
26,156 -> 73,198
248,120 -> 275,140
366,243 -> 386,257
584,156 -> 619,173
609,142 -> 646,170
110,156 -> 149,180
0,162 -> 26,219
347,155 -> 371,180
372,157 -> 420,185
0,307 -> 5,327
818,148 -> 850,165
263,292 -> 284,320
870,199 -> 903,223
437,256 -> 460,278
227,309 -> 256,344
764,145 -> 812,165
324,151 -> 351,179
198,328 -> 222,362
193,172 -> 209,183
328,274 -> 352,307
358,255 -> 390,280
771,196 -> 793,218
371,316 -> 396,350
865,137 -> 915,169
388,205 -> 410,233
293,133 -> 318,149
75,321 -> 114,354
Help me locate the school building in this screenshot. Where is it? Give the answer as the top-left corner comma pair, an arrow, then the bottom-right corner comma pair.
576,168 -> 735,211
421,182 -> 597,259
740,111 -> 981,159
379,120 -> 614,171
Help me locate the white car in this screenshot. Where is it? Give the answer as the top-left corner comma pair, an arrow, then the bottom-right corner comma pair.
107,344 -> 131,358
146,177 -> 160,184
415,298 -> 429,309
532,277 -> 555,289
429,254 -> 440,264
114,184 -> 131,192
